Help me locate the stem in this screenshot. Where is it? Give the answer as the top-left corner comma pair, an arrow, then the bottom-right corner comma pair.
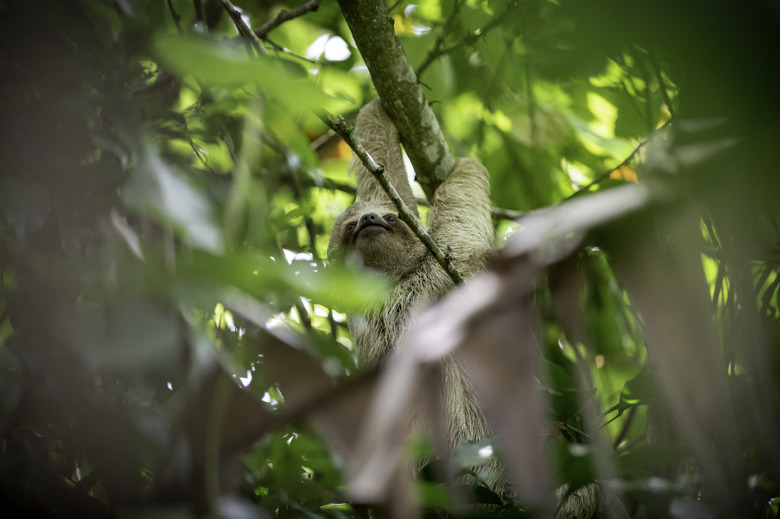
416,7 -> 506,78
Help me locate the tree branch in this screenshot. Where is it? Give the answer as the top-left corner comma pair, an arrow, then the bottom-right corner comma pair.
336,0 -> 454,200
416,4 -> 507,77
255,0 -> 323,39
217,0 -> 268,55
322,112 -> 464,285
263,38 -> 318,64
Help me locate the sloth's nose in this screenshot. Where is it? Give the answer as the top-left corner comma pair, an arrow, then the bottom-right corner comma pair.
360,213 -> 381,225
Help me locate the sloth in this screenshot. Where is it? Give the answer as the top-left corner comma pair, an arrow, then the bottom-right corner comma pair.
328,99 -> 493,462
328,100 -> 599,518
328,99 -> 494,369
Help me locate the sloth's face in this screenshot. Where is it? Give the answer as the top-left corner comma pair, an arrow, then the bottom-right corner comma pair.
328,200 -> 425,278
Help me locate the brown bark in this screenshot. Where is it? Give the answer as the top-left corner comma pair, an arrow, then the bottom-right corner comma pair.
336,0 -> 455,200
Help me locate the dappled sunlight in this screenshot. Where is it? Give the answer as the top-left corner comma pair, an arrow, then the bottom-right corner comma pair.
1,0 -> 778,518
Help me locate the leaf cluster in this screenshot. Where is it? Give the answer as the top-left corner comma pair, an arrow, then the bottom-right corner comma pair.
1,1 -> 779,518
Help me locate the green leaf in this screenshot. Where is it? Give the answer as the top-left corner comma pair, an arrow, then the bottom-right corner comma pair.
416,481 -> 454,509
315,67 -> 362,113
124,145 -> 224,253
152,35 -> 331,111
174,250 -> 387,315
287,262 -> 389,314
553,443 -> 596,493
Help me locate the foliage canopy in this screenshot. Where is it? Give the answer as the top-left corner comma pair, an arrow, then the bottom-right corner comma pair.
1,0 -> 779,518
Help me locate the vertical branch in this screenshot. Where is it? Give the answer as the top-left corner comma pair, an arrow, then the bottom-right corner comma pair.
336,0 -> 455,200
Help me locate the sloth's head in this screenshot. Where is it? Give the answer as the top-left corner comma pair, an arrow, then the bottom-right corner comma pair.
328,200 -> 426,278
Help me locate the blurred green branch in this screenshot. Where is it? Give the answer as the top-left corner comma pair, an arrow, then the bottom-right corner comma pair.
255,0 -> 323,39
416,2 -> 510,77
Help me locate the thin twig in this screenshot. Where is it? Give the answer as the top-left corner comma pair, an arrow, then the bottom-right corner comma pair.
491,206 -> 524,221
185,135 -> 217,174
415,0 -> 461,76
615,432 -> 646,455
264,38 -> 318,64
416,6 -> 507,77
294,301 -> 313,331
166,0 -> 182,33
612,405 -> 638,450
287,155 -> 324,264
256,0 -> 322,39
217,0 -> 269,55
321,111 -> 464,285
565,118 -> 673,200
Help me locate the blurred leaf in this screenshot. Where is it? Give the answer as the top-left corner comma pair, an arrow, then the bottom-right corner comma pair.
540,360 -> 582,430
416,481 -> 453,509
3,0 -> 780,517
287,262 -> 389,314
618,370 -> 663,412
0,179 -> 51,241
315,67 -> 362,112
618,443 -> 689,479
152,35 -> 332,111
553,443 -> 596,494
124,145 -> 224,252
59,299 -> 180,373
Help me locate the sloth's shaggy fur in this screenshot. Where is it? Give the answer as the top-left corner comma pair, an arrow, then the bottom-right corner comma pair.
328,99 -> 494,369
328,99 -> 600,518
328,99 -> 494,473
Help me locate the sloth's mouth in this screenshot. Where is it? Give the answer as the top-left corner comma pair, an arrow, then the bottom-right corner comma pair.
355,222 -> 390,237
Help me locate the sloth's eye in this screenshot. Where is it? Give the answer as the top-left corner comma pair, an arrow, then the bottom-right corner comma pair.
346,222 -> 356,232
385,214 -> 396,223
